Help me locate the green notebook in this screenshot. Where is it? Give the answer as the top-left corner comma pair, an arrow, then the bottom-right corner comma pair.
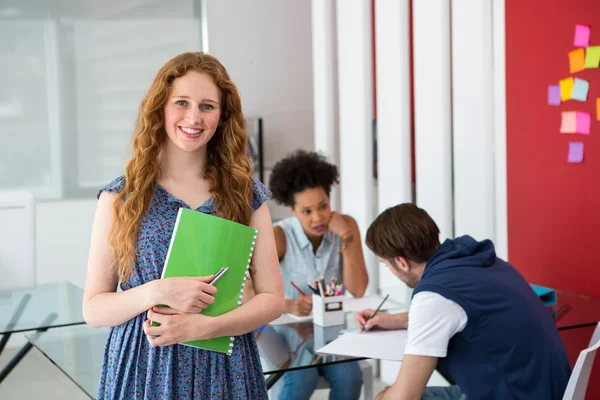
158,207 -> 257,354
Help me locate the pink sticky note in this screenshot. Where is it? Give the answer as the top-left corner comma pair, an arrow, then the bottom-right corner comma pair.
560,112 -> 577,133
574,24 -> 591,47
568,142 -> 584,163
576,111 -> 591,134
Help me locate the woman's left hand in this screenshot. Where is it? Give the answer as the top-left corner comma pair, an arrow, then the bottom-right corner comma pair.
143,306 -> 213,347
328,212 -> 351,237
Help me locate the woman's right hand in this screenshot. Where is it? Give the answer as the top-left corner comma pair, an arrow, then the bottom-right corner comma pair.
156,276 -> 217,313
285,296 -> 313,316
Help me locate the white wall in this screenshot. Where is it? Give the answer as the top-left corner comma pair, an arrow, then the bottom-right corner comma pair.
35,199 -> 97,288
205,0 -> 315,221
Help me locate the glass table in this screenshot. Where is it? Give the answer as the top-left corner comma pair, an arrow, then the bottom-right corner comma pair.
0,282 -> 85,383
549,288 -> 600,331
25,308 -> 399,399
24,286 -> 600,398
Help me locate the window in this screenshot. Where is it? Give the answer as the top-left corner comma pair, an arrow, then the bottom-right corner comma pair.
0,1 -> 205,199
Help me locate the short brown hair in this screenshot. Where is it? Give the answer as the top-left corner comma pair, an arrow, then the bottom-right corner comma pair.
366,203 -> 440,263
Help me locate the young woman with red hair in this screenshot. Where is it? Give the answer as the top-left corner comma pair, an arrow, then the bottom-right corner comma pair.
83,52 -> 283,399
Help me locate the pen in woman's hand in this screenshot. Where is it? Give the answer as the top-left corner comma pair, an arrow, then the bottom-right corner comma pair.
360,294 -> 390,333
210,267 -> 229,285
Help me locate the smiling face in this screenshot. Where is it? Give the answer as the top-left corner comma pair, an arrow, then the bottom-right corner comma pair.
291,186 -> 332,239
163,70 -> 222,154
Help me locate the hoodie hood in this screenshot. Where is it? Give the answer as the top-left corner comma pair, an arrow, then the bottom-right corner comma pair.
422,235 -> 496,279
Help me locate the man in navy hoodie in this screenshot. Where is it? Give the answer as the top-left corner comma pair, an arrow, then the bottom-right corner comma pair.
355,203 -> 571,400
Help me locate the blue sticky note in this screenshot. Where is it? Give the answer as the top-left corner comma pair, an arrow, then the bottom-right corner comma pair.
530,284 -> 557,306
572,78 -> 589,101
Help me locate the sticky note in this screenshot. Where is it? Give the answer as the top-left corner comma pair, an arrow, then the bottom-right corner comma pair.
585,46 -> 600,68
571,78 -> 589,101
576,111 -> 591,134
574,24 -> 591,47
548,85 -> 561,105
597,98 -> 600,121
568,142 -> 584,163
559,77 -> 574,101
569,49 -> 586,73
560,112 -> 577,133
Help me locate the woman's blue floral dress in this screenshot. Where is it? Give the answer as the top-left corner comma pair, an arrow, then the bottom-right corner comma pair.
96,176 -> 270,400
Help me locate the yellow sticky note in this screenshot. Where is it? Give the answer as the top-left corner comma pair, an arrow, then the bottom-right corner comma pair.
585,46 -> 600,69
597,98 -> 600,121
559,77 -> 574,101
569,49 -> 586,73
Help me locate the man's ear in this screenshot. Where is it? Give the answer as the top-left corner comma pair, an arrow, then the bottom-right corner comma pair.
393,256 -> 411,272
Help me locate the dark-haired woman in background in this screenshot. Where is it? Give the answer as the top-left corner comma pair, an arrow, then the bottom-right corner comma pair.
269,150 -> 368,400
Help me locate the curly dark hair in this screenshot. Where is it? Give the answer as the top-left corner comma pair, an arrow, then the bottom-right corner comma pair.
269,150 -> 339,207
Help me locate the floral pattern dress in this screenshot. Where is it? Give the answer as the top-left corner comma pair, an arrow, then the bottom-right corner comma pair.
96,176 -> 271,400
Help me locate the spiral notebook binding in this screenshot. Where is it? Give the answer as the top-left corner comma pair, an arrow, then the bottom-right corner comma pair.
232,229 -> 259,347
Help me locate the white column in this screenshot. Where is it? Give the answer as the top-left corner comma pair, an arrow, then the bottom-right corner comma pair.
336,0 -> 377,294
413,0 -> 453,240
375,0 -> 414,384
311,0 -> 340,210
44,21 -> 63,199
451,0 -> 495,242
375,0 -> 412,297
375,0 -> 412,211
200,0 -> 210,53
492,0 -> 508,259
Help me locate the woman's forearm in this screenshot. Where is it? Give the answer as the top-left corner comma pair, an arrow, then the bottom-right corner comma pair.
209,292 -> 284,337
342,245 -> 369,297
283,299 -> 295,314
343,262 -> 369,297
83,280 -> 158,328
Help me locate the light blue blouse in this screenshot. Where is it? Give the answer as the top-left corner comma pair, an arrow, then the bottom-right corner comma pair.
275,216 -> 343,300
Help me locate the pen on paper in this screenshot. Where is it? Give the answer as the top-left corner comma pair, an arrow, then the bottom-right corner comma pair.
360,294 -> 390,333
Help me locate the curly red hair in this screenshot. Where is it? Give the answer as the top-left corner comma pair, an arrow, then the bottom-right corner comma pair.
110,52 -> 253,283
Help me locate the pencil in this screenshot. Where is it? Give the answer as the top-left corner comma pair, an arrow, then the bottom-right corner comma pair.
291,281 -> 307,296
360,294 -> 390,333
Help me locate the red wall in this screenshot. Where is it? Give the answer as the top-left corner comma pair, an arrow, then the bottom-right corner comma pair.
506,1 -> 600,397
506,0 -> 600,298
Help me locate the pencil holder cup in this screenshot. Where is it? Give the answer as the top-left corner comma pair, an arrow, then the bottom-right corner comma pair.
312,294 -> 345,327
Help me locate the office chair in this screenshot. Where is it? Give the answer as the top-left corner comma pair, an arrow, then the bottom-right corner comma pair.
562,322 -> 600,400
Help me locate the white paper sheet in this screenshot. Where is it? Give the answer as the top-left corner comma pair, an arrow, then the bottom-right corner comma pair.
342,295 -> 404,313
269,313 -> 313,325
316,329 -> 408,361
